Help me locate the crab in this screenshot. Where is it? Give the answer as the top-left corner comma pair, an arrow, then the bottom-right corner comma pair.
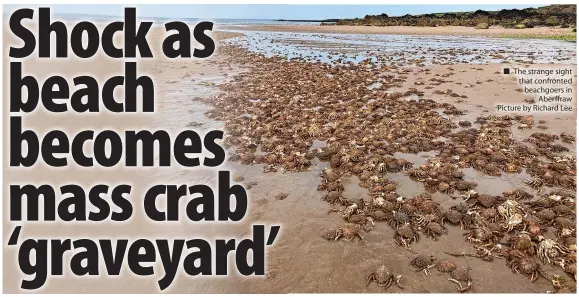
478,207 -> 500,223
388,211 -> 411,229
366,264 -> 404,290
503,163 -> 522,173
537,237 -> 570,265
549,274 -> 575,293
348,214 -> 374,227
502,213 -> 524,232
437,182 -> 453,194
372,195 -> 386,207
337,203 -> 358,219
410,254 -> 436,275
534,208 -> 556,225
508,231 -> 536,256
394,223 -> 420,247
455,181 -> 478,192
320,228 -> 337,241
448,267 -> 473,292
308,125 -> 322,137
414,213 -> 439,228
417,198 -> 441,215
551,204 -> 574,216
498,200 -> 526,221
556,227 -> 575,240
464,226 -> 499,247
503,188 -> 534,200
321,168 -> 341,183
507,254 -> 548,283
441,209 -> 469,230
553,216 -> 575,229
436,260 -> 457,273
397,159 -> 413,170
524,178 -> 544,189
335,223 -> 365,242
482,163 -> 501,176
472,194 -> 500,208
407,168 -> 427,179
556,259 -> 577,281
424,222 -> 448,240
322,191 -> 347,204
560,132 -> 575,144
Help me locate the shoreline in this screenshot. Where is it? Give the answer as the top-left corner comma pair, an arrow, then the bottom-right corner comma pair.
225,24 -> 576,41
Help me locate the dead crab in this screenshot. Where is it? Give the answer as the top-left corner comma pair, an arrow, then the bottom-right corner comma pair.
448,267 -> 473,292
503,163 -> 522,173
508,231 -> 536,256
482,163 -> 501,176
413,213 -> 439,228
498,200 -> 526,221
407,168 -> 427,179
322,191 -> 347,204
436,260 -> 457,273
410,254 -> 436,275
502,213 -> 524,232
394,223 -> 420,247
388,211 -> 411,229
560,132 -> 575,144
424,222 -> 448,240
320,228 -> 337,241
366,264 -> 404,290
441,209 -> 468,230
524,178 -> 544,189
503,188 -> 534,200
334,203 -> 358,220
464,226 -> 499,247
507,253 -> 548,283
335,223 -> 364,242
537,236 -> 570,265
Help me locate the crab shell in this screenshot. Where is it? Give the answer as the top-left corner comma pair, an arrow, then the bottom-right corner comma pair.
436,260 -> 457,273
410,254 -> 435,269
450,267 -> 472,282
426,222 -> 448,236
368,265 -> 394,285
444,209 -> 464,224
320,228 -> 337,241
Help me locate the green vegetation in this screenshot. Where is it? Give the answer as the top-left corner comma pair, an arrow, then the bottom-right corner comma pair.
497,32 -> 576,42
336,4 -> 576,29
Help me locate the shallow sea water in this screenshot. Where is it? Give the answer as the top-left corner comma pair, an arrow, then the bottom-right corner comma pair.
225,30 -> 577,65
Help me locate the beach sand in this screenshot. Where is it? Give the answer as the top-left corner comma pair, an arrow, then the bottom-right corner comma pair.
229,24 -> 575,39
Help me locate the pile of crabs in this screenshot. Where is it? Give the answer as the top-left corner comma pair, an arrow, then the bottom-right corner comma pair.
203,44 -> 577,293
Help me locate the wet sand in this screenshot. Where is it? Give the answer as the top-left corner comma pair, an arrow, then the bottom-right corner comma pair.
229,24 -> 576,39
3,22 -> 577,294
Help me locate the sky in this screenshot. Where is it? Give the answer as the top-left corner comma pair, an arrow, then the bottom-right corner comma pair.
4,4 -> 540,20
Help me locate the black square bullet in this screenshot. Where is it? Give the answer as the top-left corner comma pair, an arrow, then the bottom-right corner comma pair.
503,68 -> 510,74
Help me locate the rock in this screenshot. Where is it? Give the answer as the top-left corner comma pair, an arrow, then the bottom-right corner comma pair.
475,23 -> 489,29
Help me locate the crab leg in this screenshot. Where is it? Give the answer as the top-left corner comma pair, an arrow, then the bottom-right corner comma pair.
458,281 -> 472,293
394,275 -> 404,289
382,280 -> 393,290
365,275 -> 374,287
448,278 -> 464,291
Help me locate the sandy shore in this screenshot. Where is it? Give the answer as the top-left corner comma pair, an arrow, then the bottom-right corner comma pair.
228,24 -> 575,39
